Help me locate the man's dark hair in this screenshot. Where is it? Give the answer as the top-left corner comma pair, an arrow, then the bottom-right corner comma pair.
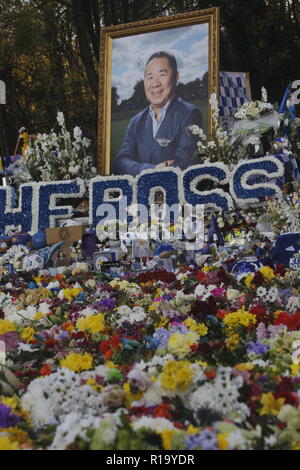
145,51 -> 178,78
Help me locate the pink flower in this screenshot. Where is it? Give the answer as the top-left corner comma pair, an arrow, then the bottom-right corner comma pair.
211,287 -> 226,297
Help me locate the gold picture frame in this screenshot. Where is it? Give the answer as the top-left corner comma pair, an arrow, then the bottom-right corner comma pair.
98,7 -> 219,175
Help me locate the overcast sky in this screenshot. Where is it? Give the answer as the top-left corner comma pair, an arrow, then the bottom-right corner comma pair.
112,23 -> 208,103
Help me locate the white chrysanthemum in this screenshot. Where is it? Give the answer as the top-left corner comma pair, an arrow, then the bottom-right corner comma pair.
117,305 -> 132,316
21,368 -> 105,430
78,307 -> 98,318
188,366 -> 250,421
194,283 -> 206,297
131,417 -> 175,432
256,286 -> 267,298
50,412 -> 101,450
227,430 -> 250,450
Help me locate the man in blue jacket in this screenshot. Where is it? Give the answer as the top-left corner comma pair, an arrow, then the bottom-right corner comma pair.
114,51 -> 203,176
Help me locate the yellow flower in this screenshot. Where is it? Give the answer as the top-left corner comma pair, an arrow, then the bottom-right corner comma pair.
290,364 -> 300,376
123,382 -> 143,407
244,274 -> 254,288
274,310 -> 284,318
0,436 -> 19,450
187,425 -> 199,435
155,318 -> 168,328
60,353 -> 93,372
1,396 -> 20,413
259,266 -> 275,280
202,265 -> 213,272
223,308 -> 256,331
0,319 -> 16,335
225,333 -> 240,351
86,378 -> 103,392
106,361 -> 117,369
183,318 -> 208,337
259,392 -> 285,416
20,327 -> 35,343
217,433 -> 229,450
33,312 -> 46,321
195,360 -> 207,367
167,332 -> 198,358
292,441 -> 300,450
63,288 -> 83,301
76,314 -> 105,334
0,427 -> 33,448
21,132 -> 28,154
160,360 -> 193,392
235,362 -> 254,371
161,429 -> 177,450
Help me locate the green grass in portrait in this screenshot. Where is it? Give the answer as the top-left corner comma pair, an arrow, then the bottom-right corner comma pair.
110,98 -> 208,173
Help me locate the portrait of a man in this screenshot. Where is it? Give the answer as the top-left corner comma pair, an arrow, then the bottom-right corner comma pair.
99,12 -> 217,176
113,51 -> 203,176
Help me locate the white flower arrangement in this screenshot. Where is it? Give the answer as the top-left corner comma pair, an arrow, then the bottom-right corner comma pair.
19,112 -> 97,183
234,87 -> 274,121
260,194 -> 300,232
190,93 -> 248,165
232,88 -> 278,147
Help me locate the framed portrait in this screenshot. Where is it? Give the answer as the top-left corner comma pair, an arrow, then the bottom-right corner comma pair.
98,8 -> 219,176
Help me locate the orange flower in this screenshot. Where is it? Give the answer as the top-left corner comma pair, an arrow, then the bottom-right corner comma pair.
62,321 -> 74,332
153,404 -> 173,419
39,364 -> 52,376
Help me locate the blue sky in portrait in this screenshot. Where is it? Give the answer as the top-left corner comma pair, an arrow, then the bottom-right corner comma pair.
112,23 -> 208,103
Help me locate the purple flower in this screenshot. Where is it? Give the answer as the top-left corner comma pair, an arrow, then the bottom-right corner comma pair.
54,330 -> 70,341
163,309 -> 179,319
94,298 -> 116,312
0,403 -> 20,428
186,429 -> 218,450
0,332 -> 20,352
268,324 -> 286,338
256,322 -> 267,341
162,294 -> 173,301
153,328 -> 171,348
247,341 -> 269,355
169,324 -> 189,334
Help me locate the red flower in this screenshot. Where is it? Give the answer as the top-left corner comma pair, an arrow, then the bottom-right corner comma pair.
190,296 -> 217,317
274,311 -> 300,330
250,272 -> 265,287
204,367 -> 216,380
99,340 -> 110,354
274,264 -> 286,277
71,331 -> 86,340
250,305 -> 269,324
39,364 -> 52,376
278,422 -> 286,430
110,334 -> 121,350
275,391 -> 298,407
137,270 -> 176,284
216,309 -> 227,320
45,339 -> 57,349
104,350 -> 113,361
197,271 -> 206,282
153,404 -> 173,419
